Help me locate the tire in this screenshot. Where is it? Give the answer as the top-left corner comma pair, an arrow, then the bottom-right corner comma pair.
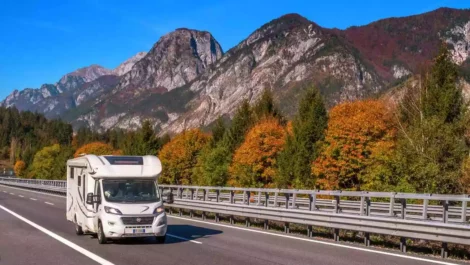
97,222 -> 107,244
74,216 -> 83,235
155,235 -> 166,244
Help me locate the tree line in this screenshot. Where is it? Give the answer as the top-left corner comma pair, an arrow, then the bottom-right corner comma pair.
5,44 -> 470,194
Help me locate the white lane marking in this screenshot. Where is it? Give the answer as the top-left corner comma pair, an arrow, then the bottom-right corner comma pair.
18,195 -> 24,198
3,191 -> 7,193
30,198 -> 37,201
167,233 -> 202,244
168,216 -> 459,265
45,202 -> 54,206
0,184 -> 65,199
10,193 -> 14,195
0,205 -> 114,265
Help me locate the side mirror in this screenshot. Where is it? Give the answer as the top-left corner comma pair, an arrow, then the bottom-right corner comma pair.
86,193 -> 100,205
86,193 -> 94,205
162,190 -> 174,204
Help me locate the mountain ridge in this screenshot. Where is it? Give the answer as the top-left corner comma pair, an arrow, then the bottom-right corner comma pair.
2,7 -> 469,135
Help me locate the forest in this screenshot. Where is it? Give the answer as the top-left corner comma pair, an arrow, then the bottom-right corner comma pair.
2,45 -> 470,194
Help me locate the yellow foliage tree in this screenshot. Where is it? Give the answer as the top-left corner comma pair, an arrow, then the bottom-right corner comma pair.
158,129 -> 210,185
229,118 -> 286,188
312,100 -> 396,191
14,160 -> 26,177
74,142 -> 121,158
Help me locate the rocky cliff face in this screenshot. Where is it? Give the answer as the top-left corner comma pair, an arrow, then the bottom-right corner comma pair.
69,29 -> 223,131
162,14 -> 382,133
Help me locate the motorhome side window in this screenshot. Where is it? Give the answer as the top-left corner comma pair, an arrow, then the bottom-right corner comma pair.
77,175 -> 81,186
70,167 -> 74,179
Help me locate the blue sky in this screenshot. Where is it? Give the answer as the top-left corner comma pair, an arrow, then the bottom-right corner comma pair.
0,0 -> 469,100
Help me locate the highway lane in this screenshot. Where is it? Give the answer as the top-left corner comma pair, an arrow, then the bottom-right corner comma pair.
0,184 -> 465,265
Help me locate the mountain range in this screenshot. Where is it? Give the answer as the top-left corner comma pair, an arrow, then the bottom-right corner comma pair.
2,7 -> 470,135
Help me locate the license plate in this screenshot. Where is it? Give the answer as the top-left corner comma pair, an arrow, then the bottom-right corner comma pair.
133,228 -> 145,234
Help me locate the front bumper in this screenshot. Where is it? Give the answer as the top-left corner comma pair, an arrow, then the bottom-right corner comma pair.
101,213 -> 167,238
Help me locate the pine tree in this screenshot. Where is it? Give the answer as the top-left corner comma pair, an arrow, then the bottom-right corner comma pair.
253,88 -> 283,122
211,117 -> 226,145
276,86 -> 328,188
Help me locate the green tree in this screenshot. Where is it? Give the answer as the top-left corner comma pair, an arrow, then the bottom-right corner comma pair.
276,86 -> 327,188
253,88 -> 283,122
30,144 -> 73,179
396,44 -> 468,193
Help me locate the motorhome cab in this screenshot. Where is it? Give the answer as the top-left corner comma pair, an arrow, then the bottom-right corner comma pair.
66,155 -> 169,244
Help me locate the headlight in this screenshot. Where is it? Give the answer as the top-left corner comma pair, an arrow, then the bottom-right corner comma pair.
153,206 -> 164,215
104,206 -> 122,215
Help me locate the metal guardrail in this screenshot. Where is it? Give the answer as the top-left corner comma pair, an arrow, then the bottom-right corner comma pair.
1,178 -> 469,256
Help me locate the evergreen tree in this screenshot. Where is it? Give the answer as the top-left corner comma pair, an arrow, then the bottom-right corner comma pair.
211,117 -> 226,145
277,86 -> 328,188
397,44 -> 468,193
253,88 -> 283,122
195,100 -> 254,186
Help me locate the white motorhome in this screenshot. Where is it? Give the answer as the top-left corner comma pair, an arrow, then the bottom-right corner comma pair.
66,155 -> 171,244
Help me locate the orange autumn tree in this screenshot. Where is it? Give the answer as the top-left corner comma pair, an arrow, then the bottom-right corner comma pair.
14,160 -> 26,177
74,142 -> 121,158
158,129 -> 210,185
229,118 -> 286,188
312,100 -> 396,191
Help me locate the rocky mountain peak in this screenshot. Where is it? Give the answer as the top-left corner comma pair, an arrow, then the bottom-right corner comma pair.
59,64 -> 112,84
114,28 -> 223,97
112,52 -> 147,76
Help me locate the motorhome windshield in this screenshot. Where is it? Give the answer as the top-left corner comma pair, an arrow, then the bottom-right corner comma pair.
102,179 -> 160,203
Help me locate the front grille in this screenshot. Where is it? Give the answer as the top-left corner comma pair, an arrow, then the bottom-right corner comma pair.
121,216 -> 154,225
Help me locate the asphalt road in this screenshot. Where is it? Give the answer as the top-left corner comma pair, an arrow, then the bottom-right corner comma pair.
0,184 -> 464,265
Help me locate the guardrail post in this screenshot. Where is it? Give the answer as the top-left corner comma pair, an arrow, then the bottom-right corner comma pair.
285,193 -> 290,209
423,199 -> 428,220
257,191 -> 262,206
216,190 -> 220,203
364,233 -> 370,247
284,222 -> 290,234
311,193 -> 317,211
243,190 -> 247,204
400,237 -> 407,253
215,213 -> 219,222
441,242 -> 448,258
195,188 -> 199,200
203,189 -> 207,201
443,200 -> 449,223
230,191 -> 235,204
190,189 -> 195,200
292,192 -> 297,209
230,216 -> 234,225
265,192 -> 269,207
246,218 -> 250,227
246,191 -> 251,205
274,192 -> 278,207
366,197 -> 371,216
334,228 -> 340,242
461,201 -> 467,223
334,195 -> 340,214
360,196 -> 365,216
264,220 -> 269,230
400,199 -> 406,219
307,225 -> 313,237
178,208 -> 182,216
